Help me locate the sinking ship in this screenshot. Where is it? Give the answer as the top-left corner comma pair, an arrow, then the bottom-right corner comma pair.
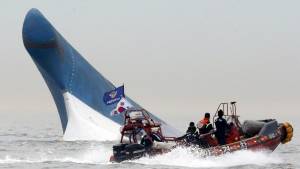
22,9 -> 181,141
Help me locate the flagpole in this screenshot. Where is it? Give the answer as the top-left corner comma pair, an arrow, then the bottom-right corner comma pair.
123,83 -> 125,98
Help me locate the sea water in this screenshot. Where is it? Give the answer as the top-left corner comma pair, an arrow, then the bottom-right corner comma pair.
0,114 -> 298,169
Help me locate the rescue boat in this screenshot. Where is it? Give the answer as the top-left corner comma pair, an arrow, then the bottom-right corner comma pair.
110,102 -> 293,162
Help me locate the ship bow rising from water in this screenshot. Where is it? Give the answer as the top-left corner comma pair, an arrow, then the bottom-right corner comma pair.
22,8 -> 181,141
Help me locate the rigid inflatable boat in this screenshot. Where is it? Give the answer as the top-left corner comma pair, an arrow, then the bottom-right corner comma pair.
110,102 -> 293,162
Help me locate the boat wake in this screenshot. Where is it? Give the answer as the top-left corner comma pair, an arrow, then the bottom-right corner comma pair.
0,140 -> 283,168
132,146 -> 283,168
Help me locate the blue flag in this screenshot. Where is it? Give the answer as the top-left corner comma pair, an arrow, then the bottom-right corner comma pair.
103,85 -> 125,105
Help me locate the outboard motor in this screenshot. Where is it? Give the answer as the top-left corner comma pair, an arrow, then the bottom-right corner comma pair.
112,143 -> 146,162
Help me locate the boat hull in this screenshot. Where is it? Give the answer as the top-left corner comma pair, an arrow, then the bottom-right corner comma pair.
110,121 -> 293,162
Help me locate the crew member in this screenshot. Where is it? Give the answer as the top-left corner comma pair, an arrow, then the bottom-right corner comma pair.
195,113 -> 215,148
197,112 -> 213,135
186,122 -> 197,134
214,110 -> 228,145
141,134 -> 153,150
175,122 -> 198,141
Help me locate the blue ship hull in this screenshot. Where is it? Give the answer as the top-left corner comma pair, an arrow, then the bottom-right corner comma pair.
22,9 -> 180,140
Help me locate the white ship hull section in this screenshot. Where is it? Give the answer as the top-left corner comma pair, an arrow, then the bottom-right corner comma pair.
62,92 -> 120,141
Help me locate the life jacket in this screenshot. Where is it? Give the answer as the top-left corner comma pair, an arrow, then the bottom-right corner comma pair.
198,118 -> 213,135
198,118 -> 217,146
198,118 -> 209,128
201,118 -> 209,125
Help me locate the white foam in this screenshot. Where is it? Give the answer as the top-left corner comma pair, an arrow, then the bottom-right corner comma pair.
0,143 -> 112,164
0,142 -> 283,168
133,146 -> 283,168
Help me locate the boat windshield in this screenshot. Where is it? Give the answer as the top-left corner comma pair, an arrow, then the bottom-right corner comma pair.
129,111 -> 144,120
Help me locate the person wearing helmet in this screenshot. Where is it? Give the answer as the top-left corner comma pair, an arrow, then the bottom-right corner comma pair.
197,112 -> 213,135
214,109 -> 228,145
175,121 -> 198,142
186,122 -> 197,134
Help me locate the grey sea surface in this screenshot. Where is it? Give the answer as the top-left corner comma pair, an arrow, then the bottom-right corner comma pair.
0,115 -> 298,169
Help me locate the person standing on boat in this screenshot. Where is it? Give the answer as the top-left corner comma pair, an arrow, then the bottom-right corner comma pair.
197,112 -> 214,135
214,110 -> 228,145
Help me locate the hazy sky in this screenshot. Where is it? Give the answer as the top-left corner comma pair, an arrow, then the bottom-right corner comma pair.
0,1 -> 299,129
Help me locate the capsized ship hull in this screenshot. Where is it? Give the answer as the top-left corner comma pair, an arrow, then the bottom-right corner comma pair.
22,9 -> 181,141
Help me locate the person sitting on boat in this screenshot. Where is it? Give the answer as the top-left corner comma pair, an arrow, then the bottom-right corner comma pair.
197,112 -> 214,135
186,122 -> 197,134
175,122 -> 198,142
184,122 -> 200,143
196,112 -> 216,148
215,110 -> 229,145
